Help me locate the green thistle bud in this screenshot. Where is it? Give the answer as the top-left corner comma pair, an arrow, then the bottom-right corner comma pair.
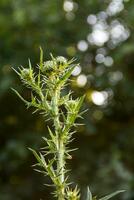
43,60 -> 54,69
42,60 -> 54,74
66,187 -> 80,200
21,68 -> 33,80
65,100 -> 76,112
56,56 -> 67,66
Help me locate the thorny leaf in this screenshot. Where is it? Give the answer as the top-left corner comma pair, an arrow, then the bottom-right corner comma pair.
99,190 -> 125,200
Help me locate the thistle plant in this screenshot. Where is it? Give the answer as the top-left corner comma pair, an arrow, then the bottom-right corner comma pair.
12,48 -> 125,200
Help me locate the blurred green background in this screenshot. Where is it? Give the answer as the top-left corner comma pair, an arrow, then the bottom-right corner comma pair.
0,0 -> 134,199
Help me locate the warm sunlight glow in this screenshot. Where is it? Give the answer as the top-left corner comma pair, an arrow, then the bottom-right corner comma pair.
91,91 -> 108,106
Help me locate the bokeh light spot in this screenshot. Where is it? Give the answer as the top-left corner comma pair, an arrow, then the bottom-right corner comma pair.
87,14 -> 97,25
91,91 -> 108,106
104,56 -> 114,67
77,74 -> 87,87
93,110 -> 104,120
109,71 -> 123,84
65,12 -> 75,21
72,65 -> 81,76
63,0 -> 74,12
95,54 -> 105,63
88,30 -> 109,46
107,0 -> 124,16
77,40 -> 88,51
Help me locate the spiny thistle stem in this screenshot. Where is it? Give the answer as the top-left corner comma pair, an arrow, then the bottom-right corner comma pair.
53,88 -> 65,199
12,51 -> 83,200
12,49 -> 125,200
57,139 -> 65,200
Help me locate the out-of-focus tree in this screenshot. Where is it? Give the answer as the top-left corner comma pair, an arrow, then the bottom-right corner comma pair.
0,0 -> 134,199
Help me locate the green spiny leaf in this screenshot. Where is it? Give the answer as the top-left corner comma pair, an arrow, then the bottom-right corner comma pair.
76,95 -> 85,113
11,88 -> 30,106
28,148 -> 44,167
40,153 -> 47,168
12,67 -> 21,76
99,190 -> 125,200
40,46 -> 43,71
48,126 -> 56,141
86,187 -> 92,200
57,64 -> 76,86
28,58 -> 32,70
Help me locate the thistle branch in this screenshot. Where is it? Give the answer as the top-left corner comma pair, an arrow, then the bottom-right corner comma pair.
12,49 -> 124,200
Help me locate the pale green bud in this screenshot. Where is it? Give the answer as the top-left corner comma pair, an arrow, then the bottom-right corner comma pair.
65,100 -> 76,111
66,187 -> 80,200
21,68 -> 32,80
44,60 -> 54,69
56,56 -> 67,66
42,60 -> 54,74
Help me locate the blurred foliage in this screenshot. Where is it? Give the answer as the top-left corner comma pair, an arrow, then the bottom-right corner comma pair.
0,0 -> 134,200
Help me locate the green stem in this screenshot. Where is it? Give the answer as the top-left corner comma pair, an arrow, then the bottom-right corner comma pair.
53,88 -> 65,200
57,138 -> 65,200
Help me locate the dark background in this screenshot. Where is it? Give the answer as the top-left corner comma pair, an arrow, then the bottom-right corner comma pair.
0,0 -> 134,199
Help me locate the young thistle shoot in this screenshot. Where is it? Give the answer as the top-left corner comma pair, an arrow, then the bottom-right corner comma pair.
13,50 -> 84,200
13,49 -> 125,200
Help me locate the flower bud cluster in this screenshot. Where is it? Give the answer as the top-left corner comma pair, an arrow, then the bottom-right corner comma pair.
42,56 -> 67,77
66,187 -> 80,200
56,56 -> 67,66
42,60 -> 54,73
21,68 -> 34,83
